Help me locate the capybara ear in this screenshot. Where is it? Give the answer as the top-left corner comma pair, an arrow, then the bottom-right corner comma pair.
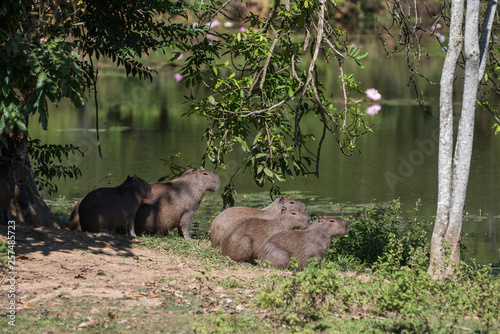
279,197 -> 285,204
281,206 -> 287,214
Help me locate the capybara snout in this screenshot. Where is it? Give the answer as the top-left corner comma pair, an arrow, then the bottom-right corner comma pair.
316,216 -> 349,235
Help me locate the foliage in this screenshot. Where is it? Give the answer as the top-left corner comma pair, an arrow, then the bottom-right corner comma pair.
255,259 -> 341,326
0,240 -> 10,270
0,0 -> 203,198
157,153 -> 193,182
0,0 -> 200,138
28,138 -> 83,195
178,0 -> 374,203
325,199 -> 429,269
256,247 -> 500,332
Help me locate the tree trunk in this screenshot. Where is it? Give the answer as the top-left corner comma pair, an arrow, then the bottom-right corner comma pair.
428,0 -> 496,278
1,130 -> 62,229
443,0 -> 480,276
428,0 -> 465,278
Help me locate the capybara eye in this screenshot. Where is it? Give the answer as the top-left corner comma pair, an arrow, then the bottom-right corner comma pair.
203,172 -> 208,175
290,201 -> 295,204
291,212 -> 297,215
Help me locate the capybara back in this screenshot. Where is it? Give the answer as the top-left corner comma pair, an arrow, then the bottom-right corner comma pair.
77,175 -> 151,236
134,168 -> 220,240
220,207 -> 311,263
211,197 -> 307,248
258,216 -> 349,269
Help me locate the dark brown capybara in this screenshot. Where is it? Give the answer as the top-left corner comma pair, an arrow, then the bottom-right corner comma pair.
210,197 -> 308,249
0,158 -> 15,225
71,175 -> 151,236
219,207 -> 311,264
257,216 -> 349,270
134,168 -> 221,240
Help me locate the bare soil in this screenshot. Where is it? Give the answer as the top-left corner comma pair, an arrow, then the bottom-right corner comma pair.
0,223 -> 270,312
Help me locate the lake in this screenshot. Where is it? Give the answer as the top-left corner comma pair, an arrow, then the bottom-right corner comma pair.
29,46 -> 500,266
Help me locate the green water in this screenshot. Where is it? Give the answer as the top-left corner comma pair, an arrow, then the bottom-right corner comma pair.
29,50 -> 500,265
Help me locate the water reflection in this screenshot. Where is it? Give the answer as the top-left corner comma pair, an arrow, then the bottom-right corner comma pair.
29,56 -> 500,265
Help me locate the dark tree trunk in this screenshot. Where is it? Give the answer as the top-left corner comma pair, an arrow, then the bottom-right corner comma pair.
1,130 -> 62,228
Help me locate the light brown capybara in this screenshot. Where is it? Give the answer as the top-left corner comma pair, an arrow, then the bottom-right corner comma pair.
210,197 -> 307,249
68,199 -> 83,230
257,216 -> 349,270
70,175 -> 151,236
219,207 -> 311,264
134,168 -> 221,240
0,158 -> 14,225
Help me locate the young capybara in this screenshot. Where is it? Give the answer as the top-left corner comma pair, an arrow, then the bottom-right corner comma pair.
70,175 -> 151,236
134,168 -> 220,240
210,197 -> 308,249
219,207 -> 311,264
257,216 -> 349,270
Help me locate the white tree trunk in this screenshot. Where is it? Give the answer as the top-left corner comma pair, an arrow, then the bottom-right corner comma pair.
428,0 -> 465,278
429,0 -> 497,278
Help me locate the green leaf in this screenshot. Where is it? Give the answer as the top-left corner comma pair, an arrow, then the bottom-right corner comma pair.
36,72 -> 47,90
208,95 -> 216,105
263,167 -> 273,177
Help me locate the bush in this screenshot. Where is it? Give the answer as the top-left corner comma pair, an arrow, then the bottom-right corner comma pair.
325,199 -> 429,270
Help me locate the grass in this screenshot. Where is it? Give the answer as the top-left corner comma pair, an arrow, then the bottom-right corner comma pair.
4,231 -> 500,333
5,198 -> 499,333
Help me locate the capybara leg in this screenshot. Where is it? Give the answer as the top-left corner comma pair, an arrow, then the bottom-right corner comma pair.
127,216 -> 137,237
179,214 -> 194,241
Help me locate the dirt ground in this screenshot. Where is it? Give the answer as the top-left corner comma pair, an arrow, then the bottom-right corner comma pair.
0,223 -> 270,312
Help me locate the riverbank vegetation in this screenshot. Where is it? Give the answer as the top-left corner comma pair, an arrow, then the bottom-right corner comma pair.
3,200 -> 498,333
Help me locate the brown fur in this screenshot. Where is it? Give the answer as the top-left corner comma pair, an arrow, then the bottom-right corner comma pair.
257,216 -> 349,270
219,207 -> 311,264
70,175 -> 151,236
68,199 -> 82,230
210,197 -> 307,249
134,168 -> 220,240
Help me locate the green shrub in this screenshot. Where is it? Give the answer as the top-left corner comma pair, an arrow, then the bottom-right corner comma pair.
325,199 -> 429,269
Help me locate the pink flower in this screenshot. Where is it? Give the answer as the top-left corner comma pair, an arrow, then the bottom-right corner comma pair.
432,23 -> 442,30
224,22 -> 233,28
176,53 -> 184,60
207,19 -> 220,28
174,73 -> 183,82
365,88 -> 382,101
435,32 -> 446,43
239,27 -> 246,33
366,104 -> 381,115
206,34 -> 220,41
40,37 -> 47,44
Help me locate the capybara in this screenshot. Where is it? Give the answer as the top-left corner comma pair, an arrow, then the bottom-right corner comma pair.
220,207 -> 311,264
0,158 -> 14,225
134,168 -> 221,240
257,216 -> 349,270
68,199 -> 82,230
210,197 -> 307,249
71,175 -> 151,236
